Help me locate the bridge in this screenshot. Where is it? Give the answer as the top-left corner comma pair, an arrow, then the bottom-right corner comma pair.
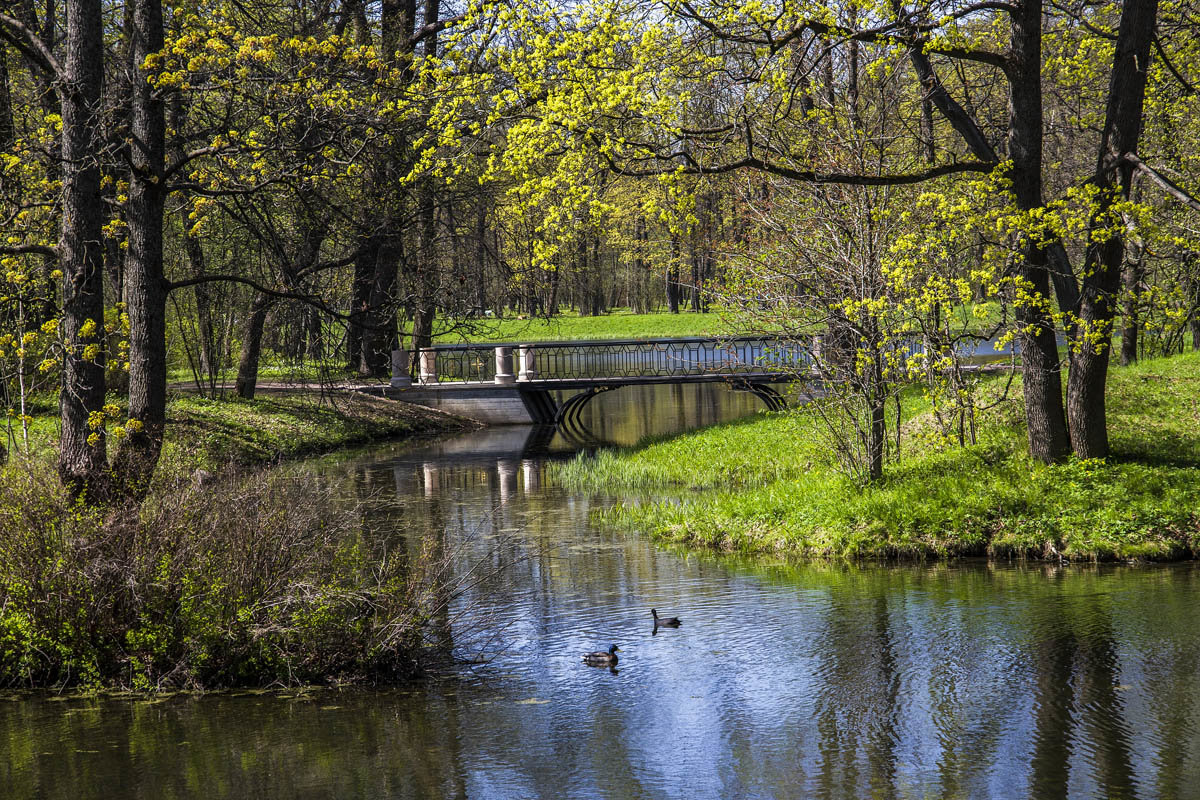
362,336 -> 809,430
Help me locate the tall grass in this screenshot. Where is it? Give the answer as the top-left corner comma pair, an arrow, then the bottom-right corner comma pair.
556,352 -> 1200,560
0,460 -> 456,691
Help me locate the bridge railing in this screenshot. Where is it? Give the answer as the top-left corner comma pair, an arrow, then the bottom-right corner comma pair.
411,336 -> 814,384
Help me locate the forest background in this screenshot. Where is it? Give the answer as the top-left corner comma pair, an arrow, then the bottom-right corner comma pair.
0,0 -> 1197,498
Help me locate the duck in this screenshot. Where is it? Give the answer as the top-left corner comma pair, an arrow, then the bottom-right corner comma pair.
582,644 -> 620,666
651,609 -> 681,628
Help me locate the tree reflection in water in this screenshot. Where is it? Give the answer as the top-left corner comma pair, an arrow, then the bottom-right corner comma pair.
4,385 -> 1199,800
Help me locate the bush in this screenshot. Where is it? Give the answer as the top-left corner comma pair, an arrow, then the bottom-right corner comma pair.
0,461 -> 449,691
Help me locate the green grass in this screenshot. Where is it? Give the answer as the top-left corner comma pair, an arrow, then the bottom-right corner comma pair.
159,393 -> 467,472
435,309 -> 731,343
555,351 -> 1200,561
5,391 -> 468,477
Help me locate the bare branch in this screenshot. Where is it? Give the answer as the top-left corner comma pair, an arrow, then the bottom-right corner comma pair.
1154,34 -> 1197,95
610,153 -> 998,185
0,242 -> 58,258
407,12 -> 467,49
1126,153 -> 1200,212
0,14 -> 64,82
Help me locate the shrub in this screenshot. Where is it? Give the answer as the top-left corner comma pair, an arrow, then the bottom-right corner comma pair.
0,461 -> 450,691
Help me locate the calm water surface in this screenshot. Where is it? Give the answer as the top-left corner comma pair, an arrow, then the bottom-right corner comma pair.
3,384 -> 1200,799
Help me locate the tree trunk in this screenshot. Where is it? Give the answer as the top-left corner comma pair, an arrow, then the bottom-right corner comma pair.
409,187 -> 438,353
365,237 -> 401,373
1187,255 -> 1200,351
57,0 -> 109,498
1008,0 -> 1070,464
667,233 -> 681,314
1119,230 -> 1144,366
0,46 -> 13,150
868,391 -> 886,482
234,294 -> 273,399
1066,0 -> 1158,459
113,0 -> 167,495
347,237 -> 377,370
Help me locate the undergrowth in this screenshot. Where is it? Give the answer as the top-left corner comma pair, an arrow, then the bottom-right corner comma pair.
0,460 -> 455,691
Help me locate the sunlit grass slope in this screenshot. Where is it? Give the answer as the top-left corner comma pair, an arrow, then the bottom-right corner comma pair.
436,309 -> 730,343
556,352 -> 1200,561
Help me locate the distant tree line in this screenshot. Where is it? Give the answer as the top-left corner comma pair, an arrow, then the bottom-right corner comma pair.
0,0 -> 1197,496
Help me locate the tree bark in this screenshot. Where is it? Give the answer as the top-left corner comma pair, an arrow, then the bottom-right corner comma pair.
1119,231 -> 1144,366
1008,0 -> 1070,463
113,0 -> 167,495
365,236 -> 401,373
667,233 -> 681,313
0,46 -> 13,150
347,236 -> 376,370
1066,0 -> 1158,459
57,0 -> 109,497
234,294 -> 273,399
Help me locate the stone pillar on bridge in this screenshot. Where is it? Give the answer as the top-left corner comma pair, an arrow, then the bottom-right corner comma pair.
494,346 -> 516,385
390,349 -> 412,387
419,349 -> 438,384
517,345 -> 537,381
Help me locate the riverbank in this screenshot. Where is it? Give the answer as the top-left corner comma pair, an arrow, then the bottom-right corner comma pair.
6,390 -> 472,474
0,392 -> 471,691
557,351 -> 1200,561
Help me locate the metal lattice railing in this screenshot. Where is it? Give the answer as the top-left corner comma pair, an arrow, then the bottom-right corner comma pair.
416,337 -> 812,384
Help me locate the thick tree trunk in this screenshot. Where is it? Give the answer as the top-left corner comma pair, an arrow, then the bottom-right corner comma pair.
364,237 -> 401,373
113,0 -> 167,495
1066,0 -> 1158,459
1008,0 -> 1070,464
58,0 -> 109,497
234,294 -> 273,399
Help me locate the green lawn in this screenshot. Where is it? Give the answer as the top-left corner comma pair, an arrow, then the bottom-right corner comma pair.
556,351 -> 1200,561
435,309 -> 732,343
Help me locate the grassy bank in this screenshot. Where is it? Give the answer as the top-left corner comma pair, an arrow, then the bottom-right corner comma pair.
160,392 -> 469,472
7,390 -> 469,475
436,309 -> 729,343
556,352 -> 1200,561
0,392 -> 470,691
0,465 -> 456,691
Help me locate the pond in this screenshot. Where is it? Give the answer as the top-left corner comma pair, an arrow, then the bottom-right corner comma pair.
3,383 -> 1199,799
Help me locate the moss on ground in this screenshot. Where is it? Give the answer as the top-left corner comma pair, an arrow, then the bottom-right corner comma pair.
555,351 -> 1200,562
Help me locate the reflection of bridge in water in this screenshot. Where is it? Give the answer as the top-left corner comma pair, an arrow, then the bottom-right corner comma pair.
363,337 -> 805,433
377,426 -> 562,505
